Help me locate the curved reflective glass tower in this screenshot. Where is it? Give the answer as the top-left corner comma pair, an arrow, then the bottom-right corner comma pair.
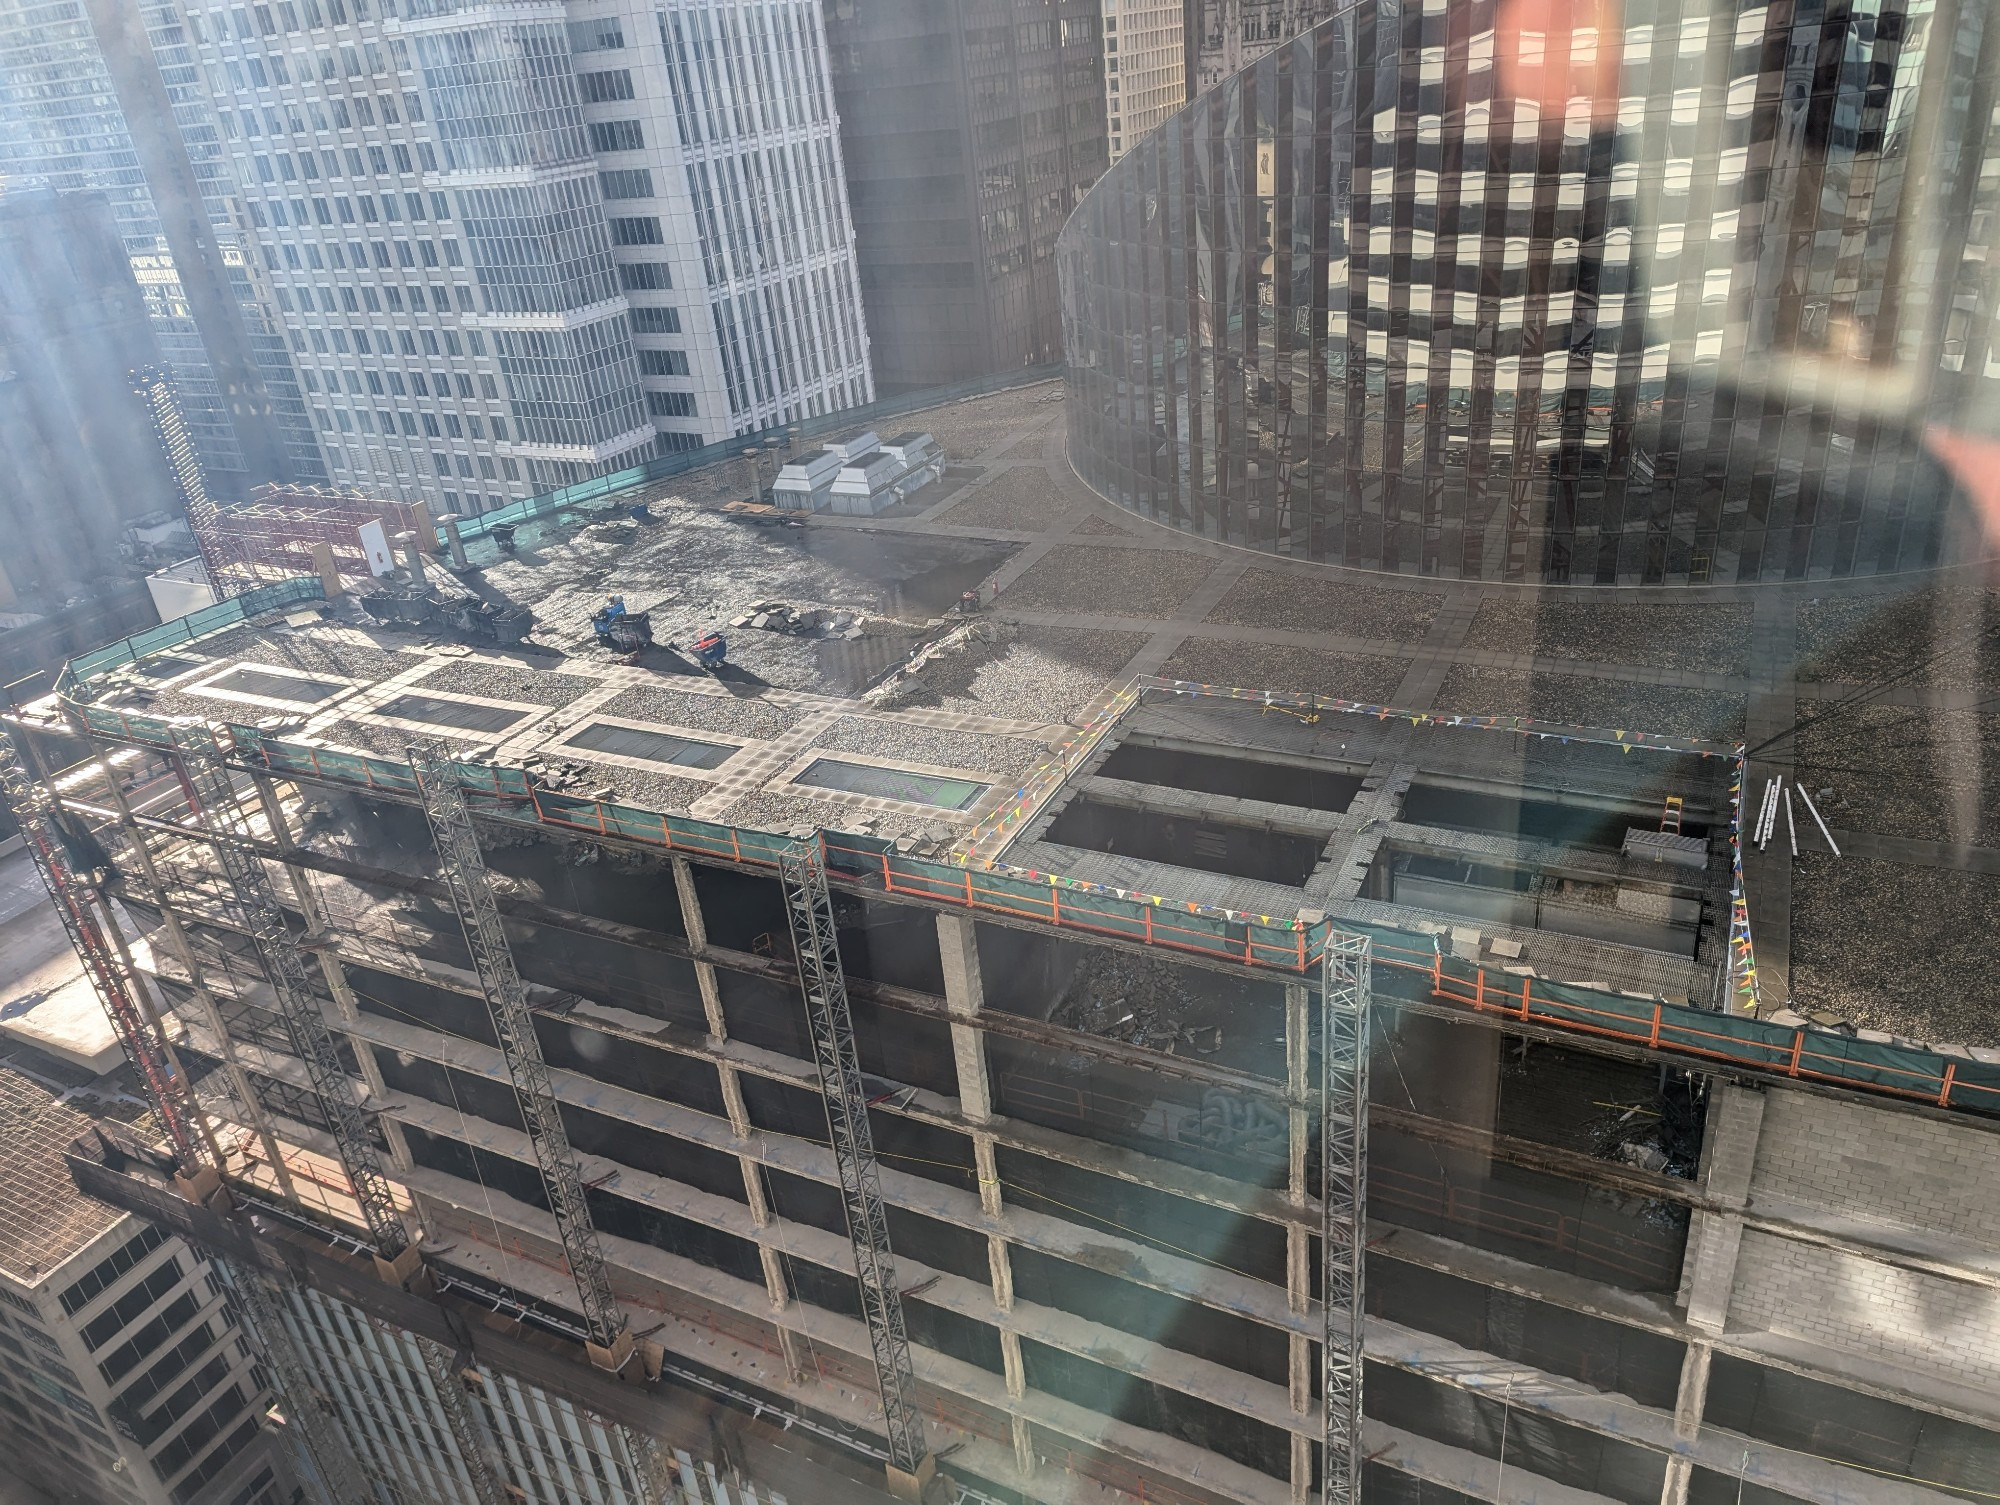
1059,1 -> 2000,584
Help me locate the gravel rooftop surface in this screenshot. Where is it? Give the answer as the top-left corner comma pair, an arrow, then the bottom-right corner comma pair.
1072,513 -> 1140,537
804,715 -> 1051,778
183,622 -> 409,682
594,683 -> 801,739
1000,544 -> 1218,617
935,468 -> 1083,534
1158,637 -> 1411,703
412,660 -> 600,707
875,625 -> 1147,720
467,497 -> 1013,678
1795,586 -> 2000,686
891,383 -> 1064,461
541,757 -> 713,813
721,789 -> 946,842
1790,702 -> 1998,843
1434,664 -> 1748,740
1466,596 -> 1755,673
1204,569 -> 1444,643
1790,855 -> 1999,1042
318,717 -> 511,760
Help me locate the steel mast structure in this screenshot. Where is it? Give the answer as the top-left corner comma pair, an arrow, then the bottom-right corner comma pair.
778,836 -> 934,1500
0,726 -> 212,1173
167,727 -> 417,1271
1320,931 -> 1372,1504
3,723 -> 382,1503
406,744 -> 632,1363
168,727 -> 518,1504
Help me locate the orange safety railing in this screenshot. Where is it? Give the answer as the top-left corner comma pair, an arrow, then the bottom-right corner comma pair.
53,697 -> 2000,1123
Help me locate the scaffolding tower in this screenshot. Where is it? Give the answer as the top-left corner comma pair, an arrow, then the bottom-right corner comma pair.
6,724 -> 380,1504
220,1256 -> 380,1505
163,730 -> 527,1504
167,727 -> 416,1270
417,1338 -> 510,1505
1320,932 -> 1372,1505
406,744 -> 631,1364
777,837 -> 933,1499
0,725 -> 212,1174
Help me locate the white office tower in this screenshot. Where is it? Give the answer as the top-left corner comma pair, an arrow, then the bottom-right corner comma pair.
0,0 -> 326,493
1101,0 -> 1185,162
190,0 -> 871,512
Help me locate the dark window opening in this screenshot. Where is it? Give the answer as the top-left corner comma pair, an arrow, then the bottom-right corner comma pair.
1045,794 -> 1326,885
1098,739 -> 1362,812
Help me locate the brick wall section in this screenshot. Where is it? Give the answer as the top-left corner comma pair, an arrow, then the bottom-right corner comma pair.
1727,1230 -> 2000,1393
1750,1089 -> 2000,1247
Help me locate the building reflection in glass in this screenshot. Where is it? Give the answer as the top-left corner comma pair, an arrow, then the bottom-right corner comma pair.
1059,0 -> 2000,584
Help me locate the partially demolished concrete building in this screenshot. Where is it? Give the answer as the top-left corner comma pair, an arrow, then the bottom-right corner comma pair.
12,381 -> 2000,1505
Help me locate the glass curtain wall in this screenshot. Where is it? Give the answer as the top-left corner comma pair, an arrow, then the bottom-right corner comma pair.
1061,0 -> 2000,584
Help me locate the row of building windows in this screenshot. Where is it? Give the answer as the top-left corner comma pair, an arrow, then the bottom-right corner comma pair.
659,3 -> 834,149
80,1259 -> 187,1353
221,0 -> 378,39
316,405 -> 510,444
249,143 -> 431,182
58,1226 -> 170,1317
290,318 -> 481,359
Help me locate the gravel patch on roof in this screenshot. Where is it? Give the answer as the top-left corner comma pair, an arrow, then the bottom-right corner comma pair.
316,718 -> 501,760
1435,665 -> 1747,741
1466,597 -> 1755,673
1205,569 -> 1444,642
1791,702 -> 1998,843
806,715 -> 1050,777
540,758 -> 713,814
188,623 -> 409,681
890,383 -> 1063,461
1159,637 -> 1410,703
593,684 -> 801,739
875,625 -> 1145,719
1001,544 -> 1216,617
413,659 -> 600,707
719,789 -> 940,841
1073,513 -> 1141,537
936,468 -> 1082,533
1791,856 -> 1999,1042
1796,586 -> 2000,686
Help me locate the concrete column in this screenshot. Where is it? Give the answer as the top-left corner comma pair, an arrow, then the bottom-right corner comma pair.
738,1159 -> 807,1383
1286,982 -> 1311,1195
972,1134 -> 1004,1219
937,914 -> 992,1122
939,913 -> 1032,1476
673,863 -> 805,1379
1659,1341 -> 1714,1505
718,1066 -> 753,1140
985,1233 -> 1014,1312
1679,1082 -> 1765,1332
1661,1083 -> 1764,1505
1000,1328 -> 1027,1400
1010,1415 -> 1036,1477
672,857 -> 729,1041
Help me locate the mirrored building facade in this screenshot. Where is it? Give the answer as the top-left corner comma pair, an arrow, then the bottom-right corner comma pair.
1061,0 -> 2000,584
